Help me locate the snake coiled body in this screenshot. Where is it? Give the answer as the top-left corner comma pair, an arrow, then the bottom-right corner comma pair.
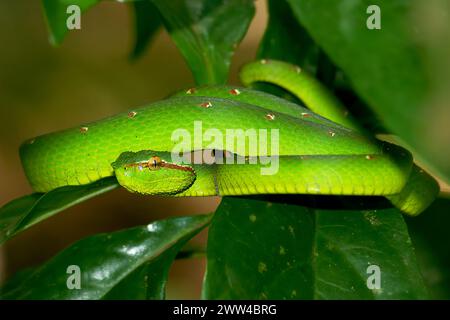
19,60 -> 439,216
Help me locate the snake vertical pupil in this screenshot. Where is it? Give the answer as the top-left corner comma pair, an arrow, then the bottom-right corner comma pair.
149,156 -> 162,170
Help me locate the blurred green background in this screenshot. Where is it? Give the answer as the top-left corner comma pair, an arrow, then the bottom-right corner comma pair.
0,0 -> 267,299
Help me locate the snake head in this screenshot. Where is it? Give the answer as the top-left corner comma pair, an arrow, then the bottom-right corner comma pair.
111,150 -> 196,195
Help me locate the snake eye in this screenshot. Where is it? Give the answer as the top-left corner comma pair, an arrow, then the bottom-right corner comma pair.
148,156 -> 162,170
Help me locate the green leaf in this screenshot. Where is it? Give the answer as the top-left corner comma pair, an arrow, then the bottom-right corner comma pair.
257,0 -> 319,74
203,197 -> 427,299
102,249 -> 176,300
256,0 -> 381,131
287,0 -> 450,183
0,214 -> 211,299
130,0 -> 162,59
203,197 -> 315,299
0,268 -> 36,296
0,177 -> 118,244
313,207 -> 427,299
151,0 -> 255,84
41,0 -> 101,45
253,0 -> 319,101
406,198 -> 450,299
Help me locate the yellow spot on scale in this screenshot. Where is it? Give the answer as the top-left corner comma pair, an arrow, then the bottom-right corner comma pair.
128,111 -> 137,118
229,88 -> 241,95
199,101 -> 212,108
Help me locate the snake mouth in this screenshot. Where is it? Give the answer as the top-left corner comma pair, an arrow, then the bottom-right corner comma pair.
122,157 -> 195,175
160,161 -> 195,174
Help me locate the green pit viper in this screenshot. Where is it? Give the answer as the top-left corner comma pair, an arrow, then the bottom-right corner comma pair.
19,60 -> 440,216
